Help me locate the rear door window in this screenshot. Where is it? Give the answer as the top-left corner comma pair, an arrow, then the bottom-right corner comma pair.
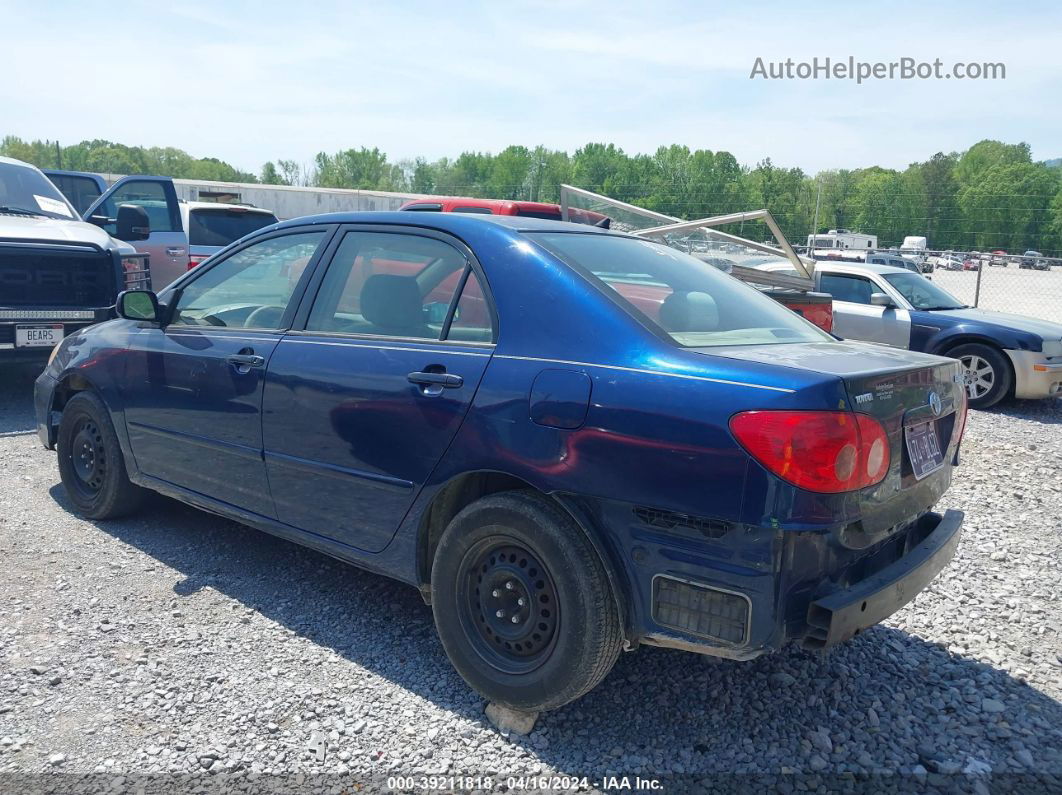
47,174 -> 103,215
306,231 -> 469,338
189,208 -> 279,247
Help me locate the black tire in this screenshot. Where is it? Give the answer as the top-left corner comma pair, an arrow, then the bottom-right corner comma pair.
430,491 -> 623,712
948,343 -> 1013,409
57,391 -> 146,519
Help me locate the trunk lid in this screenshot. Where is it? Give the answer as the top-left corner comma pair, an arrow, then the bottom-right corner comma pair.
699,340 -> 965,541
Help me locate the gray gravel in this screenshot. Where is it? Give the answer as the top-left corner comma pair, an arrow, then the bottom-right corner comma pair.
0,362 -> 1060,792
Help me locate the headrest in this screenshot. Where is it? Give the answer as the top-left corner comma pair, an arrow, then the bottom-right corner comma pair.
360,274 -> 423,331
659,290 -> 719,332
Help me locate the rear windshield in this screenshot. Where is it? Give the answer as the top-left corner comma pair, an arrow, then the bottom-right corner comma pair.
189,208 -> 278,247
529,232 -> 830,347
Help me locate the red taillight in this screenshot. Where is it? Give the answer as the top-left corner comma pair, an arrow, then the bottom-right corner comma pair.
187,255 -> 208,270
730,410 -> 890,493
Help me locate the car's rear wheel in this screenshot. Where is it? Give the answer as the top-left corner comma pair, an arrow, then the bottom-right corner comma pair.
431,492 -> 622,712
57,391 -> 146,519
950,343 -> 1012,409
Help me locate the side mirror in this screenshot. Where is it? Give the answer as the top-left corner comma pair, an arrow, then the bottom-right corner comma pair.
870,292 -> 895,308
117,290 -> 161,322
115,204 -> 150,242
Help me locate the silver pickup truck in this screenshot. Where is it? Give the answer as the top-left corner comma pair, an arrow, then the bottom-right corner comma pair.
0,157 -> 155,361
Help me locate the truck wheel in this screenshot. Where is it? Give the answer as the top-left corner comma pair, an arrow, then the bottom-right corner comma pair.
431,491 -> 622,712
949,343 -> 1013,409
57,391 -> 146,519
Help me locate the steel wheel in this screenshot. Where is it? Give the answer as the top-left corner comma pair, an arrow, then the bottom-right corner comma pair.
960,354 -> 995,400
68,418 -> 107,498
458,537 -> 559,675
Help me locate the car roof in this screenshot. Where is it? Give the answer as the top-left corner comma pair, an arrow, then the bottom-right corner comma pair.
272,211 -> 615,235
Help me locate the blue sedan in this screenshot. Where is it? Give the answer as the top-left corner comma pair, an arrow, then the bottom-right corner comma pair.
36,212 -> 966,711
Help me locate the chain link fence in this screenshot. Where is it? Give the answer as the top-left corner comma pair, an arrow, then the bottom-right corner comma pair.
924,252 -> 1061,322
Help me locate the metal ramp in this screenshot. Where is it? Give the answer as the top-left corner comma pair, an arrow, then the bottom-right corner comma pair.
559,184 -> 815,291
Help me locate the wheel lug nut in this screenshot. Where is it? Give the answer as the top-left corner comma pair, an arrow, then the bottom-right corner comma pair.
491,589 -> 500,598
495,609 -> 505,618
511,615 -> 520,624
505,581 -> 515,590
517,597 -> 525,607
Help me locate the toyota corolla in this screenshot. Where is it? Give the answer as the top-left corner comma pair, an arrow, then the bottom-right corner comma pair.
36,212 -> 966,712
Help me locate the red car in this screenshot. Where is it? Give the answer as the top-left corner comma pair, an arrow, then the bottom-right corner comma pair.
400,196 -> 609,226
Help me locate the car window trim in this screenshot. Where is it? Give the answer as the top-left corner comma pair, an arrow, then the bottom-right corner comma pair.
290,223 -> 498,346
165,224 -> 339,333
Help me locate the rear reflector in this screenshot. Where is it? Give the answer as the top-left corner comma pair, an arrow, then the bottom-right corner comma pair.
653,576 -> 749,644
730,410 -> 891,493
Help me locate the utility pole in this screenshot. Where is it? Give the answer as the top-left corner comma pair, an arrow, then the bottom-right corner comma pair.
55,141 -> 62,170
812,177 -> 822,236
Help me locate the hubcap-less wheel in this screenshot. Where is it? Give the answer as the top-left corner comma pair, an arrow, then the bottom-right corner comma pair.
459,538 -> 559,674
960,354 -> 995,400
69,419 -> 106,497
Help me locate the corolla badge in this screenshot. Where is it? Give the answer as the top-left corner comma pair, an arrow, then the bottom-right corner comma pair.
928,391 -> 942,416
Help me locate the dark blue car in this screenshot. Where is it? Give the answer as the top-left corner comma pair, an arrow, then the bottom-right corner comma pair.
36,213 -> 966,711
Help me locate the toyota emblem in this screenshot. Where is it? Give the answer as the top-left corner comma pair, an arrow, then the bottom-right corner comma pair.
928,391 -> 942,416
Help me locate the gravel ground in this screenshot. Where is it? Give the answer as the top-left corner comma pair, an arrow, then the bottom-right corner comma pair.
0,362 -> 1060,793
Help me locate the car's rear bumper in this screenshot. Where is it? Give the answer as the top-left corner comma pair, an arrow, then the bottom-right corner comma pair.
1005,350 -> 1062,399
803,509 -> 962,647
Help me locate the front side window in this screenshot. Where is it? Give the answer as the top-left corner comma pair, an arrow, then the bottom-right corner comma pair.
306,231 -> 489,341
882,273 -> 967,310
95,180 -> 178,233
820,273 -> 876,305
171,231 -> 326,329
530,232 -> 830,348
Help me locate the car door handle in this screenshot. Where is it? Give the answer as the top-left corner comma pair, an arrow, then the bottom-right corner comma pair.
408,371 -> 463,389
166,247 -> 186,256
228,353 -> 265,368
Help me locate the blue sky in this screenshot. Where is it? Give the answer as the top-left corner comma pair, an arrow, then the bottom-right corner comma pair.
3,0 -> 1059,175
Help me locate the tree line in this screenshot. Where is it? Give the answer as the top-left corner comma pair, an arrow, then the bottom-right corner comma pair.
4,135 -> 1060,254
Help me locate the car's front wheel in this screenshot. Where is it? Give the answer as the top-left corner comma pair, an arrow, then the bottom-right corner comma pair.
57,391 -> 146,519
431,492 -> 623,712
950,343 -> 1013,409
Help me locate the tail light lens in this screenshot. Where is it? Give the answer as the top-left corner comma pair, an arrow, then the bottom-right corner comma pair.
730,410 -> 890,493
187,254 -> 209,270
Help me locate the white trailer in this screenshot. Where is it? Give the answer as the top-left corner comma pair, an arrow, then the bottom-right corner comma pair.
805,229 -> 878,251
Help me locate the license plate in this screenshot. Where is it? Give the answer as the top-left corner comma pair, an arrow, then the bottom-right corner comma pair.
15,324 -> 64,348
905,420 -> 944,480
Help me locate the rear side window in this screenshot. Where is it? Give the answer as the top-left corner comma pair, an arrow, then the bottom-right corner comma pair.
452,206 -> 493,214
307,231 -> 476,340
189,209 -> 279,247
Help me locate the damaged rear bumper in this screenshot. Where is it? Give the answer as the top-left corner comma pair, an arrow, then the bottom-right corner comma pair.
804,509 -> 963,648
